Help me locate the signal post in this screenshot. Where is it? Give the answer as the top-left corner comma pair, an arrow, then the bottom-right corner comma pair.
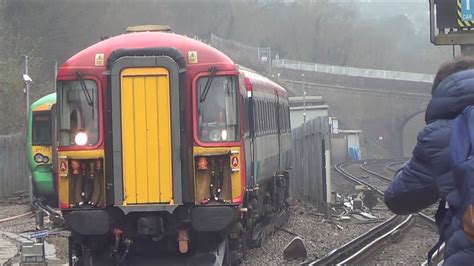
430,0 -> 474,56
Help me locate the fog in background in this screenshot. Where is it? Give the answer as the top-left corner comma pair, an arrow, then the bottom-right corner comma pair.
0,0 -> 452,134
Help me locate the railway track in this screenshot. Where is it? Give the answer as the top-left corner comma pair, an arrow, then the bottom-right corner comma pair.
0,208 -> 32,265
307,160 -> 438,265
386,160 -> 406,172
0,198 -> 67,265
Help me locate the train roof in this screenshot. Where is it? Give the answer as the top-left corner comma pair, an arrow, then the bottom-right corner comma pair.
60,32 -> 235,71
31,93 -> 56,112
238,66 -> 288,98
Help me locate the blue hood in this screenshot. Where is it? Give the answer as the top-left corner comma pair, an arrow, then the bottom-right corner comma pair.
426,69 -> 474,124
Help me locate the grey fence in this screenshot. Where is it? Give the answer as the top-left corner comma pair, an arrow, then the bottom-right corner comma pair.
0,134 -> 29,198
291,117 -> 331,214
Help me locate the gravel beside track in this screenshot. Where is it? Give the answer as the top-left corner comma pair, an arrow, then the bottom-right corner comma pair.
0,193 -> 69,263
245,162 -> 392,264
245,159 -> 440,264
244,202 -> 390,264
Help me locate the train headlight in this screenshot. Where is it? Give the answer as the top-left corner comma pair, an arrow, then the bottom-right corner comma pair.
75,132 -> 88,146
221,129 -> 228,141
34,153 -> 44,163
42,156 -> 49,164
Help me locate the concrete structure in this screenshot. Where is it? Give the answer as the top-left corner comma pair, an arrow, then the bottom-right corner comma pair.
331,130 -> 362,164
289,96 -> 329,129
278,68 -> 431,158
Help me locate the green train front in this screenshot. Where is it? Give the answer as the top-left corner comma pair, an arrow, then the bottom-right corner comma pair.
56,29 -> 249,263
27,93 -> 56,203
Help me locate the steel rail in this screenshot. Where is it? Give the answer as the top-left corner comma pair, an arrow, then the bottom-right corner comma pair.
307,161 -> 438,265
308,215 -> 403,265
336,214 -> 414,265
386,160 -> 406,172
334,160 -> 385,195
0,212 -> 31,223
338,212 -> 438,265
359,160 -> 393,182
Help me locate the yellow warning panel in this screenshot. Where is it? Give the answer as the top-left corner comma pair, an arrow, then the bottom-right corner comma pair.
121,67 -> 173,204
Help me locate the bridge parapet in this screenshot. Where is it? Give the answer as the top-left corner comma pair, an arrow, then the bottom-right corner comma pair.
273,58 -> 434,84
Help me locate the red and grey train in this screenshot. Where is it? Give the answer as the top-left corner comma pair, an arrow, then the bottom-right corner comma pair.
55,26 -> 291,264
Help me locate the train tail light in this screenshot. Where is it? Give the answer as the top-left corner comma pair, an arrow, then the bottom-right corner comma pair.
197,157 -> 208,170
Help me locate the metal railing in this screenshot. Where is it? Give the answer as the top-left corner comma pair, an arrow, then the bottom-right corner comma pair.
273,58 -> 435,84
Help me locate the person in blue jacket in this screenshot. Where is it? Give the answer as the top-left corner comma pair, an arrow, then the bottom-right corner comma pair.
384,57 -> 474,264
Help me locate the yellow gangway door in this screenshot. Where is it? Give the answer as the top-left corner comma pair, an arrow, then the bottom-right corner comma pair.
121,67 -> 173,204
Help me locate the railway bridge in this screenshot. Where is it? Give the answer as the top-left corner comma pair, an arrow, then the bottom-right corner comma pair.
273,60 -> 433,158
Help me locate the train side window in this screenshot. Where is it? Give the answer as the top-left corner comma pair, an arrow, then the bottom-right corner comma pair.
256,99 -> 261,136
265,101 -> 269,135
287,106 -> 291,132
259,100 -> 262,136
266,101 -> 270,134
260,101 -> 266,135
270,102 -> 274,134
274,103 -> 277,134
281,104 -> 285,133
243,96 -> 249,136
279,104 -> 283,133
269,102 -> 273,134
271,101 -> 274,134
261,101 -> 264,135
253,98 -> 260,136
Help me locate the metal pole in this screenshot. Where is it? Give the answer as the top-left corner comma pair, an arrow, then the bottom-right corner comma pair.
302,73 -> 306,125
24,55 -> 33,207
24,55 -> 30,115
54,61 -> 57,91
268,47 -> 272,74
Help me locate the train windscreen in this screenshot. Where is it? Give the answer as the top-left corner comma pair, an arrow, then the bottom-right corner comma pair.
32,112 -> 52,146
197,75 -> 239,142
57,79 -> 99,146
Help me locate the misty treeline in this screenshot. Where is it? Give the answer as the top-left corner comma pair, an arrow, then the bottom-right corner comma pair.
0,0 -> 451,134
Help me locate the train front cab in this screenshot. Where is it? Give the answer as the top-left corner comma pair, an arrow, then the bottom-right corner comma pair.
27,93 -> 57,203
56,44 -> 243,264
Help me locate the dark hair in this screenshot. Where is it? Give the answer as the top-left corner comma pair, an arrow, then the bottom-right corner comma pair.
432,57 -> 474,95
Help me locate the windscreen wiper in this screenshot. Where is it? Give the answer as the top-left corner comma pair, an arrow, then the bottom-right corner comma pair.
199,67 -> 217,103
75,72 -> 94,108
75,72 -> 94,119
